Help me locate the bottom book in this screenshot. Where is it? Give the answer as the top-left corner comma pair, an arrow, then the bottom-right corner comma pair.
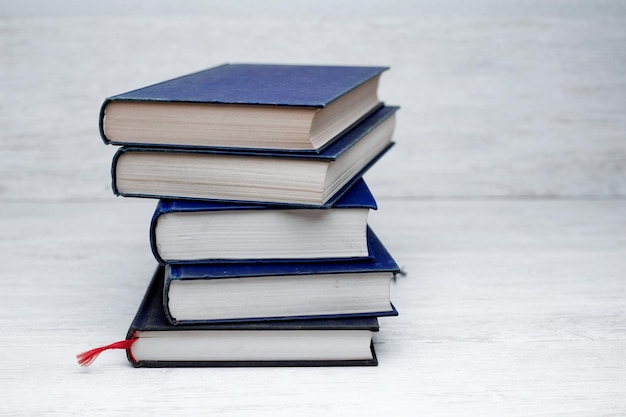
125,266 -> 380,367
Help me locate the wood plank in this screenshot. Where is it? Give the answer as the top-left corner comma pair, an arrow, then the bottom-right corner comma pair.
1,16 -> 625,200
1,199 -> 624,416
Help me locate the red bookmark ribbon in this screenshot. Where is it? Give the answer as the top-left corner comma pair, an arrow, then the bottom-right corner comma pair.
76,339 -> 137,367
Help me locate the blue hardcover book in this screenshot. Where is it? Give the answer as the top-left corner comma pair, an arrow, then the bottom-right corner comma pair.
163,228 -> 400,325
150,178 -> 377,265
126,266 -> 380,367
100,63 -> 388,152
112,105 -> 398,207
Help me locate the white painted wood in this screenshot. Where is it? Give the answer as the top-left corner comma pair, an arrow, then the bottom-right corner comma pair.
1,9 -> 625,417
1,14 -> 625,200
1,199 -> 625,416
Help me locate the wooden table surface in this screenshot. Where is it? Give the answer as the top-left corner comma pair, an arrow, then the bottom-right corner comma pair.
1,5 -> 625,416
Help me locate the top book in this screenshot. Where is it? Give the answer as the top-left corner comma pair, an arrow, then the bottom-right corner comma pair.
99,63 -> 388,152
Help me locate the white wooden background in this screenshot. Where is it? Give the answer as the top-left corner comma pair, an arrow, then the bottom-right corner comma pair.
1,2 -> 625,416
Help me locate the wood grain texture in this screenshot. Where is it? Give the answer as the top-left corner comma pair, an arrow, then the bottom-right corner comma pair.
1,9 -> 625,417
1,199 -> 625,416
1,15 -> 625,200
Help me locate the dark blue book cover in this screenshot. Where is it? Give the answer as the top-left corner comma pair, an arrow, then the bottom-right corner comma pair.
162,228 -> 400,325
105,63 -> 387,107
150,178 -> 377,265
111,105 -> 398,207
126,266 -> 380,367
100,63 -> 389,152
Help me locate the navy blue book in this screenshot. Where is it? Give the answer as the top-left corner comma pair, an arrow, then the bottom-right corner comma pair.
125,266 -> 380,367
112,105 -> 398,207
150,178 -> 377,265
163,228 -> 399,325
100,63 -> 388,152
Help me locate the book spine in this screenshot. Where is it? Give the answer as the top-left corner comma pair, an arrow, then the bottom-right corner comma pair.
110,147 -> 123,196
162,273 -> 178,325
99,98 -> 112,145
149,204 -> 168,265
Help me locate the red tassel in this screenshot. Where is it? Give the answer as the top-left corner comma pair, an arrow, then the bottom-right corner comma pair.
76,339 -> 137,367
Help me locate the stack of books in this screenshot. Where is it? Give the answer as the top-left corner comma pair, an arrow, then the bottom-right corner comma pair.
80,63 -> 401,368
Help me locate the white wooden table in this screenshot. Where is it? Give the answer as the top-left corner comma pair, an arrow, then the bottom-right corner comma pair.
1,7 -> 625,416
